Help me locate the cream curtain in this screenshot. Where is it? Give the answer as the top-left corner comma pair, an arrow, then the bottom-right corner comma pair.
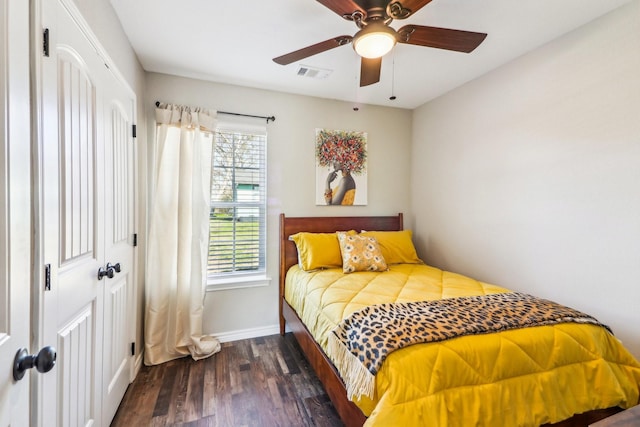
144,102 -> 221,365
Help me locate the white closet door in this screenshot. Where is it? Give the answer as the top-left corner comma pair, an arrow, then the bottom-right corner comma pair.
0,0 -> 32,424
39,0 -> 136,425
40,1 -> 104,424
100,67 -> 136,427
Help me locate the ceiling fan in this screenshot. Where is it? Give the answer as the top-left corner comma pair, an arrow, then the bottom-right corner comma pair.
273,0 -> 487,87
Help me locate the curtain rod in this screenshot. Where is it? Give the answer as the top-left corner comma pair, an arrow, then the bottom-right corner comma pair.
155,101 -> 275,123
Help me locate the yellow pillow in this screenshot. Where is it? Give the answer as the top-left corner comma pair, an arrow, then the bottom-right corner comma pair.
360,230 -> 422,264
291,231 -> 354,271
337,232 -> 387,273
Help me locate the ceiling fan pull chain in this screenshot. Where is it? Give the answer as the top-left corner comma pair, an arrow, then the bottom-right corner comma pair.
389,51 -> 397,101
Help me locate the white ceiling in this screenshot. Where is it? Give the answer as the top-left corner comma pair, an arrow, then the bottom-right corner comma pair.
110,0 -> 631,109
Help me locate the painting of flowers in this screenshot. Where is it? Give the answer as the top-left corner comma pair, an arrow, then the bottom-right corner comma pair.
315,128 -> 368,205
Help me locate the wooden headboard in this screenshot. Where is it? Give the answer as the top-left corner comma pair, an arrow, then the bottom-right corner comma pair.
278,213 -> 404,332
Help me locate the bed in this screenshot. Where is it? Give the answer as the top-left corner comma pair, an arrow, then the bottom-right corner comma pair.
278,213 -> 640,427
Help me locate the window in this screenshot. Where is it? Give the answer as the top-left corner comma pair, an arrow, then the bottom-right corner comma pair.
208,118 -> 267,289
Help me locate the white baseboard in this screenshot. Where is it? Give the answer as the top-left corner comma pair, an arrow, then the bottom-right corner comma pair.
212,324 -> 289,343
130,352 -> 144,382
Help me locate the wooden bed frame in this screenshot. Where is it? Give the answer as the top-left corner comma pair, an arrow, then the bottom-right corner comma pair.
278,213 -> 621,427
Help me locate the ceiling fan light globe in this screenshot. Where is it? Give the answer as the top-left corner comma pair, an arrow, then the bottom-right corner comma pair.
353,25 -> 397,59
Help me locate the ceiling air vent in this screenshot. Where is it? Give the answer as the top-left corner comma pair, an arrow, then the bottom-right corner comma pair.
296,65 -> 332,79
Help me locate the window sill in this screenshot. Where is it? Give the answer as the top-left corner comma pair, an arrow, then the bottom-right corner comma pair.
206,274 -> 271,292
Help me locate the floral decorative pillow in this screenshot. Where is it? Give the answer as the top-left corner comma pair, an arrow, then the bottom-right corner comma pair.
337,232 -> 387,273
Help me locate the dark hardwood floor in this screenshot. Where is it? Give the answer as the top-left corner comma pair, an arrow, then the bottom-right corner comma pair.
110,333 -> 343,427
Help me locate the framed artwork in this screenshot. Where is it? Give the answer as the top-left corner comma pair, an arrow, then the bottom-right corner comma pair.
315,128 -> 368,205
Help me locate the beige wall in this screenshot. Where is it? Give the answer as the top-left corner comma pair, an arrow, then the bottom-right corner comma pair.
145,73 -> 413,338
412,1 -> 640,358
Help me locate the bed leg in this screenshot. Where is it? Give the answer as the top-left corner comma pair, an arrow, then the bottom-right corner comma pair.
279,316 -> 285,336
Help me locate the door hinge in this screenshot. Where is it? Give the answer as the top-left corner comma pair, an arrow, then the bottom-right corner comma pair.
131,342 -> 135,356
132,233 -> 137,247
132,124 -> 137,138
44,264 -> 51,291
43,28 -> 50,57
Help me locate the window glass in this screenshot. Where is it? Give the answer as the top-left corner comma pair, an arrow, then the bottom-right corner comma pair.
208,123 -> 266,280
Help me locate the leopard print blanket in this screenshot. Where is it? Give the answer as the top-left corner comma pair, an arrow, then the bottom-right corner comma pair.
327,292 -> 611,400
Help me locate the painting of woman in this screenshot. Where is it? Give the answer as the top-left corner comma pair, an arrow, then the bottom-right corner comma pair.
315,129 -> 367,206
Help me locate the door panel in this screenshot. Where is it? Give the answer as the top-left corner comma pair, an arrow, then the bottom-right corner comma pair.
58,49 -> 96,263
110,102 -> 132,244
58,307 -> 94,427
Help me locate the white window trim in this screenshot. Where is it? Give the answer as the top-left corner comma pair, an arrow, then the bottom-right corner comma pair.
206,274 -> 271,292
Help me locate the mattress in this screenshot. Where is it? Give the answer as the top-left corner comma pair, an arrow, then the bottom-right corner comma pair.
284,263 -> 640,426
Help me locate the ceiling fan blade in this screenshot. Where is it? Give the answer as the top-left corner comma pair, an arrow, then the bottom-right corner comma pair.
360,57 -> 382,87
273,36 -> 353,65
397,25 -> 487,53
316,0 -> 365,20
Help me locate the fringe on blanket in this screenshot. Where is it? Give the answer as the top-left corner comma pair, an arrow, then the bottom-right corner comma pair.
327,330 -> 376,400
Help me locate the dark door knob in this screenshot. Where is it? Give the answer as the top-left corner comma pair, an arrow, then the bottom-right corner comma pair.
98,266 -> 115,280
13,346 -> 57,381
107,262 -> 121,273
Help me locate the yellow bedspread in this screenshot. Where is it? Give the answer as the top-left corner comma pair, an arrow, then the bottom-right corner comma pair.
284,263 -> 640,427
